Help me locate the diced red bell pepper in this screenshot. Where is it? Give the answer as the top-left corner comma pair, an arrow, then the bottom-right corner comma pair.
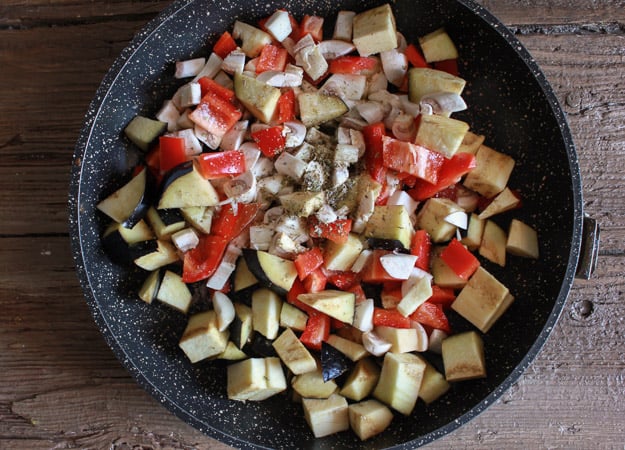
331,317 -> 347,330
427,285 -> 456,309
213,31 -> 238,59
294,247 -> 325,281
328,56 -> 379,75
196,150 -> 246,180
382,136 -> 445,184
410,301 -> 451,334
362,122 -> 387,183
299,15 -> 324,42
197,77 -> 236,101
434,58 -> 459,77
346,284 -> 367,304
309,217 -> 352,244
360,250 -> 402,284
158,136 -> 188,172
182,234 -> 229,283
304,268 -> 327,293
440,238 -> 480,280
326,270 -> 358,290
276,89 -> 296,124
256,44 -> 288,73
408,152 -> 477,201
373,307 -> 411,329
189,91 -> 242,138
410,230 -> 432,271
210,202 -> 260,241
404,43 -> 429,68
251,126 -> 286,158
300,311 -> 331,351
287,278 -> 317,315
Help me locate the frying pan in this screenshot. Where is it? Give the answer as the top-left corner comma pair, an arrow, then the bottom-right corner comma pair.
68,0 -> 599,448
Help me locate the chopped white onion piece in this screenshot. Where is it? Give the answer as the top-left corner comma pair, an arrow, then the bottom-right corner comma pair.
349,249 -> 373,273
213,71 -> 234,89
353,298 -> 374,332
156,100 -> 181,132
293,33 -> 316,54
315,204 -> 338,224
221,50 -> 246,75
175,82 -> 202,108
212,291 -> 236,331
409,320 -> 429,352
206,259 -> 236,291
192,52 -> 223,81
379,253 -> 418,280
171,228 -> 199,252
249,225 -> 274,251
444,211 -> 468,229
264,10 -> 292,42
362,331 -> 392,357
318,39 -> 356,59
175,57 -> 206,78
366,71 -> 388,96
332,164 -> 350,187
387,190 -> 419,215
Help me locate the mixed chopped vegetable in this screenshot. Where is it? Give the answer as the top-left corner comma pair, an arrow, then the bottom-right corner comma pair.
97,4 -> 540,441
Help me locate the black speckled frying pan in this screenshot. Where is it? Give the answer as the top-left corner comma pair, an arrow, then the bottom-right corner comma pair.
68,0 -> 599,448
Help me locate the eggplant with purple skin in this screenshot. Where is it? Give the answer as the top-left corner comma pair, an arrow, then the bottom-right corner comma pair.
101,219 -> 155,265
242,249 -> 298,296
97,167 -> 154,228
158,160 -> 220,209
321,341 -> 353,382
366,237 -> 409,253
138,268 -> 165,304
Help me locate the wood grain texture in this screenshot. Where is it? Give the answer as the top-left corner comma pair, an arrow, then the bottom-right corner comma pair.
0,0 -> 623,449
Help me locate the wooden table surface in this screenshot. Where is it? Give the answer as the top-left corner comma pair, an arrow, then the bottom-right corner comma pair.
1,0 -> 624,448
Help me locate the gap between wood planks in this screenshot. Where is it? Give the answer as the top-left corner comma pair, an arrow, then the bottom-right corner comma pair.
511,21 -> 625,35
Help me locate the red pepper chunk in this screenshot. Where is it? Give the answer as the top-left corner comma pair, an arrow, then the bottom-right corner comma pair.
212,31 -> 238,59
404,43 -> 429,68
256,44 -> 288,73
328,56 -> 378,75
303,268 -> 327,293
276,89 -> 296,124
372,307 -> 411,329
427,285 -> 456,309
410,301 -> 451,334
360,250 -> 402,283
440,238 -> 480,280
252,126 -> 286,157
300,311 -> 331,351
210,202 -> 260,241
382,136 -> 444,184
196,150 -> 245,180
309,217 -> 352,244
182,234 -> 229,283
197,77 -> 237,101
294,247 -> 324,281
410,230 -> 432,271
189,91 -> 242,138
434,58 -> 460,77
326,270 -> 358,290
408,152 -> 477,201
158,136 -> 188,172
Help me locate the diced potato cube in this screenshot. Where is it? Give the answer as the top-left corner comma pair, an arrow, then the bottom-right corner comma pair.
507,219 -> 539,259
418,28 -> 459,62
416,198 -> 464,243
179,310 -> 229,363
451,266 -> 514,333
442,331 -> 487,381
463,144 -> 515,198
302,393 -> 349,438
415,113 -> 469,158
348,399 -> 394,441
352,4 -> 398,56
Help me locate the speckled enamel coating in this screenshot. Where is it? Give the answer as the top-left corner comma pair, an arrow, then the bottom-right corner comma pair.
68,0 -> 584,448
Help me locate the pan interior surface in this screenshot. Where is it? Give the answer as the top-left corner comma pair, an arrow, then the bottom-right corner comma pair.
69,0 -> 582,448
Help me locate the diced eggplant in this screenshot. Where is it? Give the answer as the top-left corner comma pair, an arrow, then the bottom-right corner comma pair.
506,219 -> 539,259
324,233 -> 364,272
302,394 -> 350,438
227,357 -> 287,401
292,367 -> 339,399
215,341 -> 247,361
179,310 -> 229,363
251,288 -> 282,340
244,331 -> 278,358
146,207 -> 186,240
230,303 -> 253,350
234,72 -> 281,123
326,334 -> 368,361
339,358 -> 381,402
351,4 -> 397,56
298,93 -> 349,127
213,291 -> 236,332
297,290 -> 355,324
364,205 -> 413,250
101,221 -> 156,266
273,328 -> 317,375
97,167 -> 153,227
158,161 -> 219,209
242,249 -> 297,296
137,268 -> 164,304
441,331 -> 487,382
348,399 -> 394,441
321,341 -> 353,382
414,354 -> 450,404
463,144 -> 515,199
479,219 -> 507,266
372,352 -> 426,415
124,115 -> 167,151
155,269 -> 192,313
279,302 -> 308,332
180,206 -> 214,234
233,256 -> 259,294
133,239 -> 179,271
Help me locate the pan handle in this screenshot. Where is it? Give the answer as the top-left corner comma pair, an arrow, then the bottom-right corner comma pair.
575,215 -> 600,279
